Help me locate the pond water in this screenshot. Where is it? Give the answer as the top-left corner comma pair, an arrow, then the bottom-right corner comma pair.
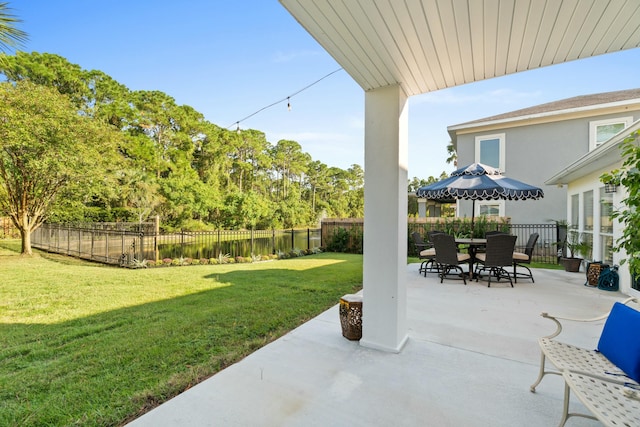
157,229 -> 321,260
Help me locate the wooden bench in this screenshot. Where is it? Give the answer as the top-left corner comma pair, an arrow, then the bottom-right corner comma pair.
530,296 -> 640,426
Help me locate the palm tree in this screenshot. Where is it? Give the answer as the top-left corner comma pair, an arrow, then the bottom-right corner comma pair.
446,141 -> 457,167
0,2 -> 27,53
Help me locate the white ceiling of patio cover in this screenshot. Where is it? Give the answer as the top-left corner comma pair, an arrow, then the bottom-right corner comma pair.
279,0 -> 640,96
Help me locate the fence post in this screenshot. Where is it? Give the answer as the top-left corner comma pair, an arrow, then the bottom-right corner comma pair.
291,228 -> 294,251
251,228 -> 254,256
154,215 -> 160,262
139,232 -> 144,261
272,229 -> 276,255
90,230 -> 95,260
307,228 -> 310,250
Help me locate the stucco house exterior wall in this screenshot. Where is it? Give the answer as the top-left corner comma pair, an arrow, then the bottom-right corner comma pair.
448,89 -> 640,226
546,120 -> 640,297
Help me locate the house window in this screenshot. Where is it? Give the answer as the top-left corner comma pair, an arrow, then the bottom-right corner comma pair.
571,194 -> 579,227
583,190 -> 594,231
477,200 -> 504,217
582,190 -> 594,259
600,187 -> 614,264
475,133 -> 505,171
589,117 -> 632,150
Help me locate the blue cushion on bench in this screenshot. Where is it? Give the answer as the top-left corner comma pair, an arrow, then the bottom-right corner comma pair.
597,302 -> 640,383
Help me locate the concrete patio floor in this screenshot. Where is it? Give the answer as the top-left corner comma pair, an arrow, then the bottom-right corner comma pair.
127,265 -> 627,426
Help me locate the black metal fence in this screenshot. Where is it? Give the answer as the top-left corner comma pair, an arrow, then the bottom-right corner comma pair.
409,222 -> 560,264
509,224 -> 560,264
0,217 -> 19,239
321,219 -> 364,253
31,224 -> 322,266
30,220 -> 562,266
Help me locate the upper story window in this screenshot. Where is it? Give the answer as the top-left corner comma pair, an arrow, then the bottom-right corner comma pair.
589,117 -> 633,150
477,200 -> 504,217
475,133 -> 505,171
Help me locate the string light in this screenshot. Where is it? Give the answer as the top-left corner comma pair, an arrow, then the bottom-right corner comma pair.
226,68 -> 343,130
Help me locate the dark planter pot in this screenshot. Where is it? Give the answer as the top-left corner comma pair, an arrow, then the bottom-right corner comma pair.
561,257 -> 582,272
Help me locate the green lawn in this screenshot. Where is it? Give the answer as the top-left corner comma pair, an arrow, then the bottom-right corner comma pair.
0,240 -> 362,426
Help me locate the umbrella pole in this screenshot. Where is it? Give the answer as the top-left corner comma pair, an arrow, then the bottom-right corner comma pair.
471,200 -> 475,238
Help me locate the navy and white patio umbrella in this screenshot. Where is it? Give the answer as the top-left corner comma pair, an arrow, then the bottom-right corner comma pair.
416,163 -> 544,235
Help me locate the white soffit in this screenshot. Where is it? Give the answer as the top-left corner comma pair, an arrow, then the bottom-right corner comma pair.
279,0 -> 640,96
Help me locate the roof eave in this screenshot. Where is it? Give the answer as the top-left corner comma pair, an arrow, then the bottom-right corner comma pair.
545,119 -> 640,185
448,98 -> 640,135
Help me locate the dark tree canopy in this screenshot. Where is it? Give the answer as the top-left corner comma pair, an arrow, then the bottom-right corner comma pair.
0,52 -> 369,233
0,80 -> 120,254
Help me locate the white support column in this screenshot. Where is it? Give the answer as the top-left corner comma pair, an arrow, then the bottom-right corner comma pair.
360,84 -> 409,353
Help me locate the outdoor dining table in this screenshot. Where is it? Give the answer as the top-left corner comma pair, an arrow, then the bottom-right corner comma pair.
455,238 -> 487,278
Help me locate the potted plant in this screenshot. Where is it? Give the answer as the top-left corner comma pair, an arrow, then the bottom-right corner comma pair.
558,229 -> 592,272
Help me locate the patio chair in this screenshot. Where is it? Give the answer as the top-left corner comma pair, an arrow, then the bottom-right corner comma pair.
512,233 -> 539,283
475,230 -> 507,254
485,230 -> 507,237
432,233 -> 471,284
421,230 -> 447,276
411,231 -> 435,275
474,234 -> 517,287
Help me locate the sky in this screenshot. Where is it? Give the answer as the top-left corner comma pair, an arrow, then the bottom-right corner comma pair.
11,1 -> 640,180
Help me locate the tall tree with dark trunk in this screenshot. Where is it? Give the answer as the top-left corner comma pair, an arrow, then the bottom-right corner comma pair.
0,81 -> 119,254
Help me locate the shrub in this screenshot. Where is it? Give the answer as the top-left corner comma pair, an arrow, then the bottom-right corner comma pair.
209,258 -> 218,265
199,258 -> 209,265
325,227 -> 363,254
191,259 -> 200,265
162,258 -> 172,266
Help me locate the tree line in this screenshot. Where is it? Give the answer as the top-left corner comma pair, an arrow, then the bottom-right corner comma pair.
0,52 -> 370,248
0,51 -> 455,254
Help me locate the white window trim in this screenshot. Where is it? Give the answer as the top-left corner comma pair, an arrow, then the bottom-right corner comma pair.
589,116 -> 633,150
598,186 -> 614,263
476,200 -> 505,217
475,133 -> 506,171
